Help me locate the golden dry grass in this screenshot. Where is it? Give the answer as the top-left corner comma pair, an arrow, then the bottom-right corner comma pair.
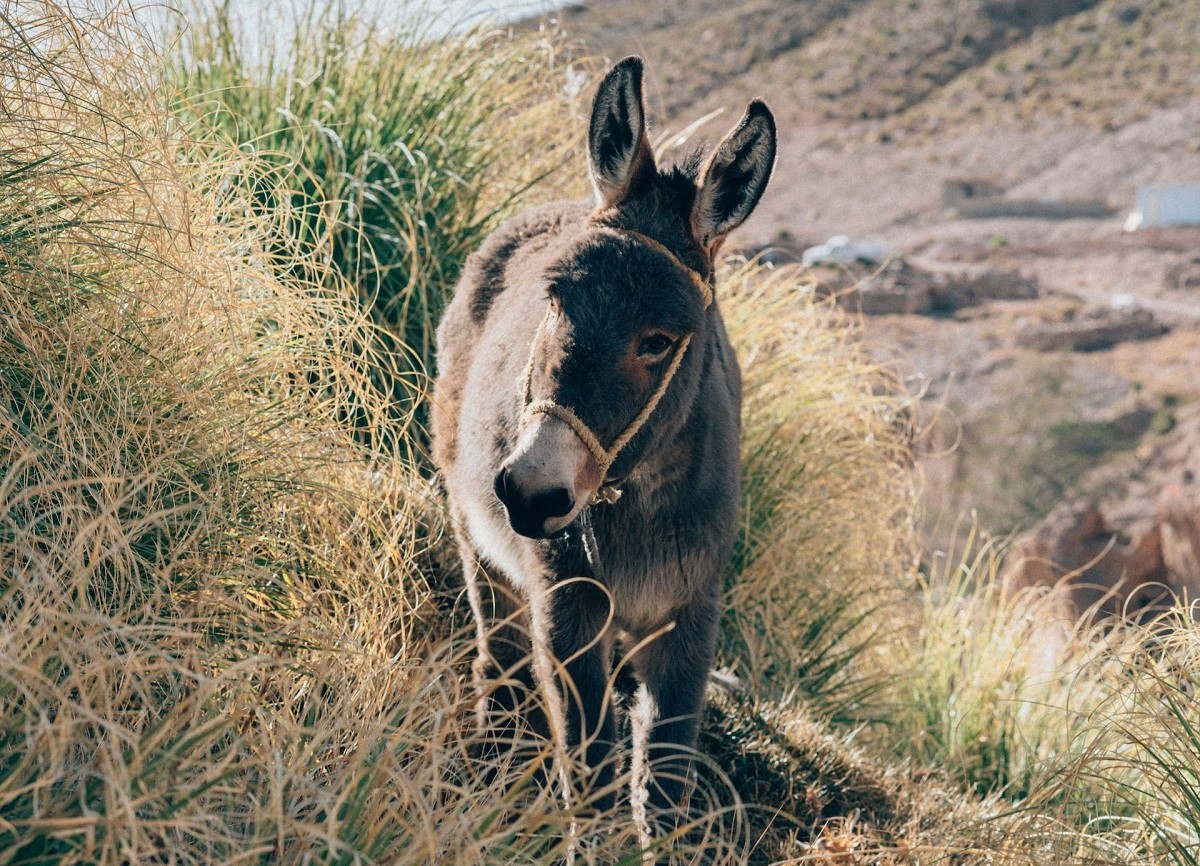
720,259 -> 917,724
7,3 -> 1200,865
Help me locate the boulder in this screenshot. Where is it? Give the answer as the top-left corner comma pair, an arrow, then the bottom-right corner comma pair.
1004,501 -> 1169,619
1161,498 -> 1200,590
1003,406 -> 1200,619
812,260 -> 1037,316
931,267 -> 1038,309
1164,255 -> 1200,290
1012,306 -> 1167,352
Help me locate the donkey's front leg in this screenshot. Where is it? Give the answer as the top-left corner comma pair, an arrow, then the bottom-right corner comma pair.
533,578 -> 618,812
460,536 -> 544,778
630,596 -> 720,821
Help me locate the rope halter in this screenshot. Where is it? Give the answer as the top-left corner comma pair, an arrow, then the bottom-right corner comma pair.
519,225 -> 714,506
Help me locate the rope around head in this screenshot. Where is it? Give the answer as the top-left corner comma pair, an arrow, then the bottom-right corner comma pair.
519,226 -> 713,505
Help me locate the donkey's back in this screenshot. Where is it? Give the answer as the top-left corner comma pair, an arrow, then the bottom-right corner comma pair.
431,200 -> 589,474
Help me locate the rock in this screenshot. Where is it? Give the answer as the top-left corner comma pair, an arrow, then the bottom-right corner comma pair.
1012,306 -> 1168,352
1108,402 -> 1158,438
1164,255 -> 1200,290
1003,501 -> 1169,619
802,235 -> 886,267
812,260 -> 1037,316
1161,497 -> 1200,588
1003,406 -> 1200,619
930,267 -> 1039,310
852,277 -> 935,316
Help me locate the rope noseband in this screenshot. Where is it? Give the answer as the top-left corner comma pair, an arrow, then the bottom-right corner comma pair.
519,225 -> 714,506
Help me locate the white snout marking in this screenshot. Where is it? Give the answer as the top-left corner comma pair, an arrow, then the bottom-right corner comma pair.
503,415 -> 601,535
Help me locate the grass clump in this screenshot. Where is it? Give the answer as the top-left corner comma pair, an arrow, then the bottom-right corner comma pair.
171,3 -> 584,451
699,689 -> 902,864
0,4 -> 543,861
875,535 -> 1200,862
720,259 -> 916,724
885,536 -> 1113,801
1065,605 -> 1200,865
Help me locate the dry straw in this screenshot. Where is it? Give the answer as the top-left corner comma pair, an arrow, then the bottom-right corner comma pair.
8,1 -> 1200,864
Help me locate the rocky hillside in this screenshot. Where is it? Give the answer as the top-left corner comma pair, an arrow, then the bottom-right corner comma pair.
553,0 -> 1200,129
542,0 -> 1200,565
544,0 -> 1200,247
1004,404 -> 1200,619
911,0 -> 1200,132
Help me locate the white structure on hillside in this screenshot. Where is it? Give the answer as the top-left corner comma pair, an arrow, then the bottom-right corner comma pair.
1127,183 -> 1200,230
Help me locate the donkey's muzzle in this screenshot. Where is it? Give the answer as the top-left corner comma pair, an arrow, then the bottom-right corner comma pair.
494,467 -> 575,539
494,416 -> 600,539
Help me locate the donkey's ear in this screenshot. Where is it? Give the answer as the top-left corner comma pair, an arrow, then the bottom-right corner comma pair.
588,56 -> 656,208
691,100 -> 777,250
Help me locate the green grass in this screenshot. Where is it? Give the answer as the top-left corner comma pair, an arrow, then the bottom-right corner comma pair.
721,259 -> 916,725
1067,605 -> 1200,865
172,2 -> 581,455
884,535 -> 1105,801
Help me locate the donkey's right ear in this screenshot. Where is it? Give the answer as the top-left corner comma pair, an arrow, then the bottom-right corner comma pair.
588,56 -> 656,208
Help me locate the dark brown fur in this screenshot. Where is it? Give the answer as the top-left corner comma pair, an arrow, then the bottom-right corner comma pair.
431,57 -> 776,829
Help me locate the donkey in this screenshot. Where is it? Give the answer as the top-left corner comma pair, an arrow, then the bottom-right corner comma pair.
431,56 -> 776,823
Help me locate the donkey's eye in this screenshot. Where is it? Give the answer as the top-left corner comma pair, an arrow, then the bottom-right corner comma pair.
637,332 -> 675,360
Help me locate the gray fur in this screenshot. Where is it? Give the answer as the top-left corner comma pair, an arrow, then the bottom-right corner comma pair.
430,57 -> 776,825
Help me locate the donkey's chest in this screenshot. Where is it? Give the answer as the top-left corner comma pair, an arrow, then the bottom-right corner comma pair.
588,509 -> 723,637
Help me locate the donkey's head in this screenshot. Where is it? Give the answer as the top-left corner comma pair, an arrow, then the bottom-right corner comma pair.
494,56 -> 776,539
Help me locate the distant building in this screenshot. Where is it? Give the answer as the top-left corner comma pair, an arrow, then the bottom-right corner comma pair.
1129,184 -> 1200,229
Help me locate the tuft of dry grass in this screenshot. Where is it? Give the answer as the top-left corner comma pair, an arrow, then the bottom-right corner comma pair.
883,535 -> 1116,802
720,259 -> 917,725
0,3 -> 576,861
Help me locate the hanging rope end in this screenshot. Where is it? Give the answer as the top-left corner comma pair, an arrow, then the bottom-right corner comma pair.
593,485 -> 623,506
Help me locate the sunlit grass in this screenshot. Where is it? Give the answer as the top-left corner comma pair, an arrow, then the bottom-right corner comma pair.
7,1 -> 1200,864
885,534 -> 1111,800
170,1 -> 585,455
721,258 -> 916,725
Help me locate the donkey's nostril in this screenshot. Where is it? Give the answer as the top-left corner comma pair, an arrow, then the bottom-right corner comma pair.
493,467 -> 514,508
537,486 -> 574,520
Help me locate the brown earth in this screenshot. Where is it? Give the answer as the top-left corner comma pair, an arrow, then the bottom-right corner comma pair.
1003,405 -> 1200,618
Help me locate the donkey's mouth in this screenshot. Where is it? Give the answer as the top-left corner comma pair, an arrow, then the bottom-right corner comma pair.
507,515 -> 574,541
501,505 -> 566,540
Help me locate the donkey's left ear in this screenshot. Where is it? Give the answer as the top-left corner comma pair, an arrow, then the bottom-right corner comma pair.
691,100 -> 777,251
